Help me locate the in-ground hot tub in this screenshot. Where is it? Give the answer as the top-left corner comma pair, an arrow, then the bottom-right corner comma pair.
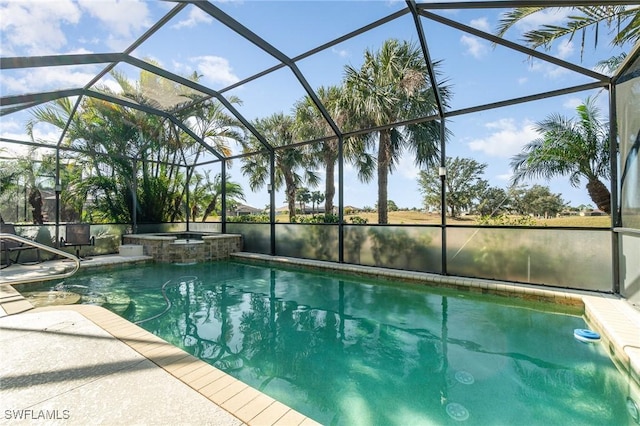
122,232 -> 242,263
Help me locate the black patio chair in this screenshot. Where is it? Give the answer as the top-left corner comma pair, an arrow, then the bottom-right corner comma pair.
60,223 -> 95,260
1,223 -> 41,268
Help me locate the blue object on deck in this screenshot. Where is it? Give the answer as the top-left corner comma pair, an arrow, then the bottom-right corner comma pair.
574,328 -> 601,343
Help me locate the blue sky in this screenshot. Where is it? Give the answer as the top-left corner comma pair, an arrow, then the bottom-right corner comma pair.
1,1 -> 633,211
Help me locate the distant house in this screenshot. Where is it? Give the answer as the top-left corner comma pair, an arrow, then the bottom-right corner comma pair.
275,204 -> 329,215
580,209 -> 606,216
275,205 -> 290,215
231,204 -> 264,216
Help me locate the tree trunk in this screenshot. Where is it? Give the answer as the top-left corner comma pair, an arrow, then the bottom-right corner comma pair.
28,187 -> 44,224
285,174 -> 297,221
325,153 -> 335,216
586,178 -> 611,214
377,131 -> 391,224
201,195 -> 219,222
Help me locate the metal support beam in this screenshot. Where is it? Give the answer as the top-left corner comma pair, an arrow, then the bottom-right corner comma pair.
270,151 -> 276,256
406,0 -> 446,118
338,135 -> 345,263
446,82 -> 608,118
185,165 -> 193,232
84,89 -> 225,160
193,1 -> 342,141
439,120 -> 447,275
124,55 -> 273,154
82,3 -> 188,91
419,9 -> 609,82
1,88 -> 84,107
0,53 -> 124,70
132,160 -> 138,234
417,1 -> 640,10
609,83 -> 621,294
221,160 -> 227,234
54,96 -> 83,247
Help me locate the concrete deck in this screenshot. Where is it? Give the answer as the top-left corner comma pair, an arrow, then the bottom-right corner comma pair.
0,308 -> 244,425
1,252 -> 640,425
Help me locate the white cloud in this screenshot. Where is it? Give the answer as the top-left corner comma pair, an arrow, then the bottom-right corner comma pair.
95,75 -> 124,94
529,59 -> 571,79
562,97 -> 583,110
510,8 -> 571,33
78,36 -> 101,46
517,77 -> 528,85
1,67 -> 97,95
396,153 -> 420,180
460,34 -> 489,59
77,0 -> 151,51
467,118 -> 538,158
65,47 -> 95,55
556,39 -> 575,60
496,172 -> 513,181
0,118 -> 21,134
78,0 -> 150,37
469,17 -> 490,32
0,118 -> 61,156
0,0 -> 81,55
192,56 -> 239,86
144,55 -> 164,68
172,7 -> 213,29
1,0 -> 151,54
331,47 -> 350,58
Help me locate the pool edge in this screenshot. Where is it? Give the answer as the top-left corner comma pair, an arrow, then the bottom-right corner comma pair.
31,304 -> 320,426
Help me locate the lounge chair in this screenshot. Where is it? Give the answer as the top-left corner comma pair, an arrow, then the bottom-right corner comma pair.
60,223 -> 95,260
1,223 -> 41,268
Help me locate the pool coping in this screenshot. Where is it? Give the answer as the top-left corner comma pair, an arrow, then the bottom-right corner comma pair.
29,304 -> 319,426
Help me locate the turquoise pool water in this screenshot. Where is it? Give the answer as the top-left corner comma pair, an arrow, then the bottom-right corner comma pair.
20,261 -> 635,425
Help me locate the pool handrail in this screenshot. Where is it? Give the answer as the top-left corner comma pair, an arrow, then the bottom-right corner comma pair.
0,233 -> 80,285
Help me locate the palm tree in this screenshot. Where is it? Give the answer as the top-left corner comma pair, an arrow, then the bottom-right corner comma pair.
511,96 -> 611,214
310,191 -> 325,214
190,171 -> 245,222
12,150 -> 46,224
0,149 -> 18,223
241,113 -> 319,221
294,85 -> 376,219
26,69 -> 245,224
294,86 -> 339,217
178,94 -> 244,160
495,6 -> 639,57
178,94 -> 246,221
296,187 -> 311,214
342,39 -> 451,224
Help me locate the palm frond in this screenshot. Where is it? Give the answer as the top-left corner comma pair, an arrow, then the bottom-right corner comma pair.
496,5 -> 639,54
495,7 -> 548,38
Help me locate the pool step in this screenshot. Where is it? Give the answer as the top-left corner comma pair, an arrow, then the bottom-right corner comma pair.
0,284 -> 33,317
119,244 -> 144,257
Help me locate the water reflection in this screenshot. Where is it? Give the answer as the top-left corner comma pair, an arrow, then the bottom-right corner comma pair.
119,263 -> 630,425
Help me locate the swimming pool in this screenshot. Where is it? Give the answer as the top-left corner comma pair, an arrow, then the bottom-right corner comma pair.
18,261 -> 636,425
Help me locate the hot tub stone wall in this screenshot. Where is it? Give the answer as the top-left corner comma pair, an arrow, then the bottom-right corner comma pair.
122,233 -> 242,263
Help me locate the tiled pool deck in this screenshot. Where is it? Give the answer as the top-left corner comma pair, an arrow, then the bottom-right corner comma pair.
1,252 -> 640,425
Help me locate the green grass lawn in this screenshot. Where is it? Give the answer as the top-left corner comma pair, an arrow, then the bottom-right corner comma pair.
344,211 -> 611,227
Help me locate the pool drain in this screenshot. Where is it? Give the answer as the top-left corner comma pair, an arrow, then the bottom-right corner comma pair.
446,403 -> 469,421
455,370 -> 475,385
